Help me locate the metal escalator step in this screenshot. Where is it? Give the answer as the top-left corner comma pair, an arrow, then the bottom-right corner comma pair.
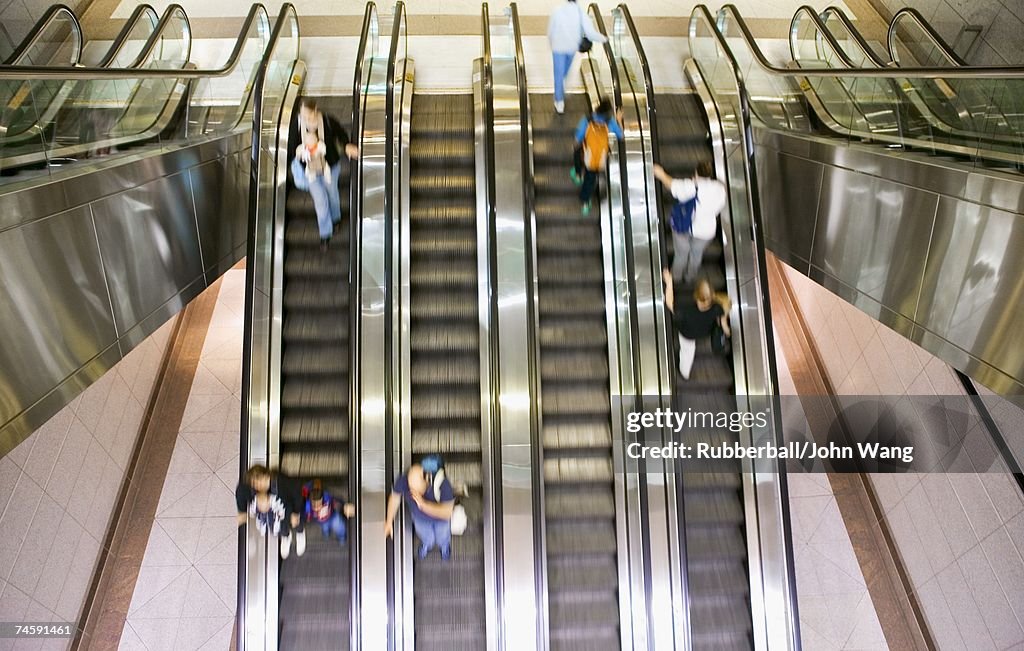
545,488 -> 615,519
281,378 -> 348,409
683,489 -> 745,525
410,322 -> 478,352
411,627 -> 487,651
410,233 -> 476,258
683,471 -> 743,492
412,427 -> 482,455
285,249 -> 349,278
410,352 -> 478,385
542,421 -> 612,449
547,554 -> 618,591
538,319 -> 606,349
690,631 -> 752,651
410,137 -> 474,165
685,525 -> 747,560
282,280 -> 349,309
410,389 -> 481,421
409,172 -> 475,196
283,314 -> 348,342
545,520 -> 618,556
537,223 -> 601,246
533,168 -> 583,193
410,293 -> 477,320
690,594 -> 753,636
410,260 -> 477,288
535,196 -> 591,220
544,457 -> 613,483
280,450 -> 349,478
687,559 -> 750,598
409,202 -> 476,226
542,386 -> 609,418
281,415 -> 348,443
538,288 -> 606,317
540,350 -> 607,381
282,345 -> 348,375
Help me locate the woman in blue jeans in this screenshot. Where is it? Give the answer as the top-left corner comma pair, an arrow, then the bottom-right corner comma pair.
288,98 -> 359,250
384,463 -> 456,561
547,0 -> 606,114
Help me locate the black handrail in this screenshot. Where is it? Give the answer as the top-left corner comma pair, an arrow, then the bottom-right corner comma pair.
691,6 -> 803,648
479,7 -> 508,647
120,3 -> 193,71
509,4 -> 548,647
954,371 -> 1024,496
236,5 -> 299,649
817,5 -> 889,67
96,4 -> 160,67
382,3 -> 406,646
586,4 -> 659,644
788,5 -> 859,68
0,3 -> 280,79
3,3 -> 82,65
347,5 -> 376,649
888,7 -> 967,66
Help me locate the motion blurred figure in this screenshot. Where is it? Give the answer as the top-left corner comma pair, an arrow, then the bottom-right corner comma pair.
384,460 -> 456,561
547,0 -> 606,114
236,464 -> 307,559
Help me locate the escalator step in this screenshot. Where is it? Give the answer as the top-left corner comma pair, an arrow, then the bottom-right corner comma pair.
282,345 -> 348,375
543,457 -> 614,483
281,379 -> 348,409
545,488 -> 616,519
283,314 -> 348,342
280,450 -> 349,478
281,415 -> 348,444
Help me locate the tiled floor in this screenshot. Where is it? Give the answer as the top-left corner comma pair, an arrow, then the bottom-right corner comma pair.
118,270 -> 246,651
775,336 -> 889,651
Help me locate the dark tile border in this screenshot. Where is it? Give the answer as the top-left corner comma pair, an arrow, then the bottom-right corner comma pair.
72,276 -> 224,650
767,253 -> 935,651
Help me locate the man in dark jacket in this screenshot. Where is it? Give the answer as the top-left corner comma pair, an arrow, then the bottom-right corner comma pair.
236,464 -> 307,559
288,97 -> 360,250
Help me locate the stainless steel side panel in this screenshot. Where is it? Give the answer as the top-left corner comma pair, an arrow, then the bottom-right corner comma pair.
756,127 -> 1024,394
0,134 -> 249,459
487,54 -> 540,651
91,171 -> 206,333
0,205 -> 117,422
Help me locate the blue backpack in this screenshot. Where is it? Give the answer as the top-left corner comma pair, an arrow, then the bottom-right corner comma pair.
670,189 -> 698,234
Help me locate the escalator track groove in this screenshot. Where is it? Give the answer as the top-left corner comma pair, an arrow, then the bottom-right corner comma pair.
531,93 -> 620,651
657,92 -> 753,651
276,95 -> 353,651
407,93 -> 487,651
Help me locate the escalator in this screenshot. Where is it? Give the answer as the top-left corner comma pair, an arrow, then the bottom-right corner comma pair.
3,3 -> 82,66
530,92 -> 620,651
275,97 -> 354,650
653,93 -> 753,651
406,92 -> 488,651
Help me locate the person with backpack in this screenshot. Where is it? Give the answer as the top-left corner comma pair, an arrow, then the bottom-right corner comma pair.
664,272 -> 731,380
654,160 -> 727,286
383,455 -> 457,560
571,98 -> 624,215
303,479 -> 357,545
547,0 -> 607,114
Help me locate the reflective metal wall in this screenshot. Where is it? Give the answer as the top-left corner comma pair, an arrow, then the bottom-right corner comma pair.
0,133 -> 249,457
755,128 -> 1024,395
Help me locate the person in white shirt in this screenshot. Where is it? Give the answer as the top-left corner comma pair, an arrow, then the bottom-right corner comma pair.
547,0 -> 606,114
654,161 -> 727,285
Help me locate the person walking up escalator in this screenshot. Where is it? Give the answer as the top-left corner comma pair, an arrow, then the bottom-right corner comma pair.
288,98 -> 360,251
571,98 -> 623,216
547,0 -> 606,114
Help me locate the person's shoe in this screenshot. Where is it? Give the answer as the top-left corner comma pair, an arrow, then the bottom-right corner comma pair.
440,546 -> 451,561
569,169 -> 583,187
581,201 -> 592,216
320,237 -> 330,252
417,544 -> 430,560
554,99 -> 565,114
332,222 -> 341,235
280,534 -> 292,560
295,531 -> 306,557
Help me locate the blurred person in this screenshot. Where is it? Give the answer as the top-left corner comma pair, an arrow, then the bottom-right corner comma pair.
654,161 -> 727,285
235,464 -> 307,559
571,98 -> 623,216
547,0 -> 606,114
288,97 -> 359,251
303,479 -> 356,544
383,457 -> 456,561
664,273 -> 731,380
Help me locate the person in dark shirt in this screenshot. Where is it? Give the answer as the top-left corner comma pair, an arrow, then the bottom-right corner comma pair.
664,272 -> 731,380
384,462 -> 456,560
302,480 -> 356,544
235,464 -> 307,559
288,97 -> 360,251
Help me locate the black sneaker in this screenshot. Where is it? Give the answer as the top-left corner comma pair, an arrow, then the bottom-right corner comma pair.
320,237 -> 330,252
